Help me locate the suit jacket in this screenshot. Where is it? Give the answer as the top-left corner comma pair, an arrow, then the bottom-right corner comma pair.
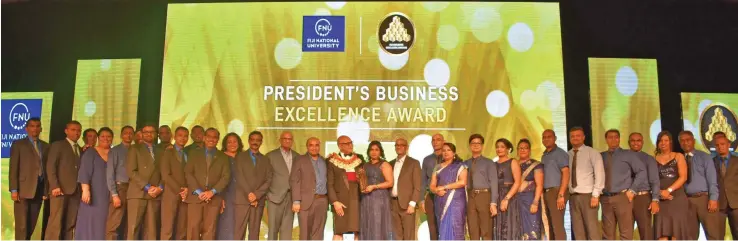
326,153 -> 365,204
45,139 -> 79,195
234,151 -> 273,205
390,156 -> 422,209
126,143 -> 164,200
290,154 -> 326,210
714,155 -> 738,210
266,148 -> 300,203
184,148 -> 230,204
160,146 -> 188,198
10,138 -> 50,198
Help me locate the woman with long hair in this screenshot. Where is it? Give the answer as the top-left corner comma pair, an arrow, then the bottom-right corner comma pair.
359,141 -> 394,239
75,127 -> 114,239
516,139 -> 545,240
653,131 -> 689,240
216,132 -> 244,240
430,142 -> 468,240
493,138 -> 522,240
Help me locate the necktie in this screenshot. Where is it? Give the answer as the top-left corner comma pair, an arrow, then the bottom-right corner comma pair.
468,158 -> 476,191
721,157 -> 727,177
206,152 -> 212,167
685,154 -> 693,184
250,152 -> 257,166
572,149 -> 579,188
73,143 -> 80,157
33,140 -> 42,176
605,151 -> 613,192
178,150 -> 185,163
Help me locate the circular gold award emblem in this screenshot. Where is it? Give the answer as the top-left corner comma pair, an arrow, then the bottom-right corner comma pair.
378,12 -> 415,55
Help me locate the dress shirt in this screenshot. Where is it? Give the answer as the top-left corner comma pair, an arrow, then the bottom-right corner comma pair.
392,155 -> 406,197
569,145 -> 606,197
631,150 -> 661,200
464,155 -> 499,204
684,150 -> 719,201
107,143 -> 131,196
600,148 -> 646,194
542,146 -> 569,189
312,155 -> 327,195
422,153 -> 442,194
281,148 -> 293,173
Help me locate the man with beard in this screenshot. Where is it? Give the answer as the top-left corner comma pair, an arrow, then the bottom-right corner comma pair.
184,125 -> 205,154
327,135 -> 364,240
233,131 -> 272,240
627,132 -> 661,240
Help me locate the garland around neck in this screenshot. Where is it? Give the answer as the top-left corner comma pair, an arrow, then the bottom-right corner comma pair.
328,152 -> 363,170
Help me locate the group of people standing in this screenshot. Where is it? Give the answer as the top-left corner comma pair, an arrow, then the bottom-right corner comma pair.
8,116 -> 738,240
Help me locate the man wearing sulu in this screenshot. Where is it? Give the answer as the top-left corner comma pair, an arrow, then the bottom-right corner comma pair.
290,137 -> 329,240
326,135 -> 364,240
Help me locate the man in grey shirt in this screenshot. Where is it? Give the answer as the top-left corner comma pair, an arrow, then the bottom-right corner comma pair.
599,129 -> 646,240
105,125 -> 134,240
628,132 -> 661,240
541,129 -> 570,240
464,134 -> 498,240
421,133 -> 444,240
568,126 -> 605,240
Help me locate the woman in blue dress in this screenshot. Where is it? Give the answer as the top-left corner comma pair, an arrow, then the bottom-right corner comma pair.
216,132 -> 244,240
75,127 -> 113,240
359,141 -> 394,239
516,139 -> 545,240
429,142 -> 468,240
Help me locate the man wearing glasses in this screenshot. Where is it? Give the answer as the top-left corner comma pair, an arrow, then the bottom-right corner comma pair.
265,131 -> 300,240
389,138 -> 422,240
465,134 -> 498,240
126,124 -> 164,239
326,136 -> 364,240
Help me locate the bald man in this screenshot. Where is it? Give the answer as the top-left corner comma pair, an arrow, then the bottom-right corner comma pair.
326,136 -> 364,240
290,137 -> 328,240
715,136 -> 738,238
266,131 -> 299,240
421,133 -> 445,240
389,138 -> 422,240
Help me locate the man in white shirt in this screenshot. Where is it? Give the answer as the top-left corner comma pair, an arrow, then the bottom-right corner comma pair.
568,126 -> 605,240
389,138 -> 421,240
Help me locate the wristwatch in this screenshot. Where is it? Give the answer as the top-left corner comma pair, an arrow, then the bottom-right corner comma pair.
667,188 -> 673,193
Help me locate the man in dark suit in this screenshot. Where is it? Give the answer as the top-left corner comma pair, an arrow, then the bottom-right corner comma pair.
10,117 -> 51,240
265,131 -> 299,240
327,135 -> 364,240
234,130 -> 273,240
184,125 -> 205,154
185,128 -> 231,240
715,135 -> 738,238
160,126 -> 190,240
389,138 -> 422,240
158,125 -> 173,147
45,120 -> 82,240
290,137 -> 328,240
126,124 -> 164,240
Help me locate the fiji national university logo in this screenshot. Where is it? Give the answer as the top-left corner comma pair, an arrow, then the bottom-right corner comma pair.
303,16 -> 345,52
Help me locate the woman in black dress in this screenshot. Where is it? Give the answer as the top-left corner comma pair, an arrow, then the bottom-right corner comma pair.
653,131 -> 690,240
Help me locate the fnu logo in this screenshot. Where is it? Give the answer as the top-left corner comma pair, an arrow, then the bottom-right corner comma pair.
1,99 -> 43,158
303,16 -> 345,52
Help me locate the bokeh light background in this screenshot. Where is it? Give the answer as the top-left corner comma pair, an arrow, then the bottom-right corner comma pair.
72,59 -> 142,144
160,2 -> 565,239
681,92 -> 738,153
589,58 -> 661,151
